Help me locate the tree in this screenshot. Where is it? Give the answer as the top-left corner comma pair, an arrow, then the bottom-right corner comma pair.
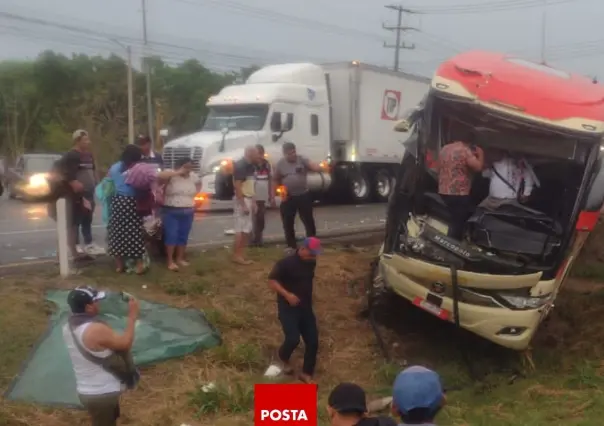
0,51 -> 246,167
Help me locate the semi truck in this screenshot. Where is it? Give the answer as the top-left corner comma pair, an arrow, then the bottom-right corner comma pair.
162,61 -> 430,204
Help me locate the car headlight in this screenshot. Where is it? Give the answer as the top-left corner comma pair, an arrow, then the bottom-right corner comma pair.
29,173 -> 49,188
497,293 -> 552,310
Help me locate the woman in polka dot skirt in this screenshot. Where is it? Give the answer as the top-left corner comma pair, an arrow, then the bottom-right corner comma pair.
107,145 -> 185,274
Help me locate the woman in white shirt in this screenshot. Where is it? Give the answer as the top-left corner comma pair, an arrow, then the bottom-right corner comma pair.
162,157 -> 201,271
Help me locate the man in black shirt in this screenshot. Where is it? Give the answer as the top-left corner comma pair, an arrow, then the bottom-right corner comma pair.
268,236 -> 322,383
51,130 -> 95,260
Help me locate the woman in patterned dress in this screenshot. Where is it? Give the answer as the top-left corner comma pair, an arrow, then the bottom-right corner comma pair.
107,145 -> 184,274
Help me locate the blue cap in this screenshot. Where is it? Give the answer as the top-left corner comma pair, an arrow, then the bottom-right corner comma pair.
392,366 -> 443,414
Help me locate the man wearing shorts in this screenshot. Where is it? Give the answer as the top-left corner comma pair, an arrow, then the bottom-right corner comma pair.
232,145 -> 259,264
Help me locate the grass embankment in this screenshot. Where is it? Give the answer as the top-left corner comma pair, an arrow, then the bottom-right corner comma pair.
1,238 -> 604,425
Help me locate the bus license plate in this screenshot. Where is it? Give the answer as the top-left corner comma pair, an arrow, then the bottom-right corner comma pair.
412,297 -> 450,320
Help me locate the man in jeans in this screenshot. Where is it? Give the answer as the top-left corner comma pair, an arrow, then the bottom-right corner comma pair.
268,237 -> 321,383
50,130 -> 98,261
62,286 -> 140,426
72,132 -> 105,256
251,144 -> 275,247
273,142 -> 323,252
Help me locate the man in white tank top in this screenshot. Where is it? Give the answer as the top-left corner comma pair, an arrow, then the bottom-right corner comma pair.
62,286 -> 140,426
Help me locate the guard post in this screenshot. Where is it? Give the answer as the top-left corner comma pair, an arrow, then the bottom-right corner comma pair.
55,198 -> 71,277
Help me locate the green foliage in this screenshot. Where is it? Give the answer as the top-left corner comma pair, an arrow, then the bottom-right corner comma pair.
0,50 -> 256,167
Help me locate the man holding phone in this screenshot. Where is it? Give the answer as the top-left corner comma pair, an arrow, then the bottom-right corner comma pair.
62,286 -> 140,426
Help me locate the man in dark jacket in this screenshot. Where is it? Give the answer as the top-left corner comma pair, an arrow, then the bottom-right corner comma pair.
327,383 -> 397,426
135,135 -> 163,169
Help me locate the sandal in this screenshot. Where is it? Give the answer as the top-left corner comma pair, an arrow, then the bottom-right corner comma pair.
167,263 -> 179,272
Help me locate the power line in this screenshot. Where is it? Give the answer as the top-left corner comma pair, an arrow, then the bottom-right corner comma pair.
406,0 -> 579,14
0,10 -> 332,66
141,0 -> 154,146
383,5 -> 417,72
159,0 -> 467,54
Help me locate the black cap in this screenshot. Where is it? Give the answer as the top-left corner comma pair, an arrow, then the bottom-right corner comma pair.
67,286 -> 107,313
328,383 -> 367,414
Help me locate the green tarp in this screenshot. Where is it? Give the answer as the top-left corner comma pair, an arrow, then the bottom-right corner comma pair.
4,290 -> 221,407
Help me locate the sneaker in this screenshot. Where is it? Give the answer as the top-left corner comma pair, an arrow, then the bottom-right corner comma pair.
84,243 -> 106,256
75,245 -> 84,255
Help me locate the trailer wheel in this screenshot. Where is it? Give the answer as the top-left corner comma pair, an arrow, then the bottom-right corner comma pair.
374,169 -> 393,202
349,170 -> 371,203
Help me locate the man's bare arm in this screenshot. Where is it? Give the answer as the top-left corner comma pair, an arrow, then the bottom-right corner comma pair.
233,179 -> 247,209
94,317 -> 137,352
466,148 -> 484,172
268,279 -> 292,298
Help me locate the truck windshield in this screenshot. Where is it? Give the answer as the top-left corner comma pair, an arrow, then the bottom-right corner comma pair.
202,104 -> 269,132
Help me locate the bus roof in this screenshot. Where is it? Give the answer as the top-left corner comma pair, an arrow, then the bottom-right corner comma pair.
432,50 -> 604,135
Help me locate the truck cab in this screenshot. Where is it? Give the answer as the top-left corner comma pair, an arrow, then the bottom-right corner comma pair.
163,63 -> 329,202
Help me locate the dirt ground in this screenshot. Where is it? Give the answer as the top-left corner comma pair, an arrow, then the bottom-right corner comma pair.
1,235 -> 604,425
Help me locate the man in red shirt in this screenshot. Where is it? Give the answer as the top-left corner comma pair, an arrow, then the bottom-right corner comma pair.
437,139 -> 484,240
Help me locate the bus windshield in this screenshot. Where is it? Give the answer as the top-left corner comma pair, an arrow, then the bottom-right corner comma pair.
202,104 -> 269,132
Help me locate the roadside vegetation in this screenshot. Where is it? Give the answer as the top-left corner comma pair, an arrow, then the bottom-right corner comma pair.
1,231 -> 604,425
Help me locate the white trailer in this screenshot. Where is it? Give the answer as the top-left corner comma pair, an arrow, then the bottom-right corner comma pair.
162,61 -> 429,204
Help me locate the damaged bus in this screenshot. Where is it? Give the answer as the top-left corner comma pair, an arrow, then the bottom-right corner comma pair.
375,51 -> 604,351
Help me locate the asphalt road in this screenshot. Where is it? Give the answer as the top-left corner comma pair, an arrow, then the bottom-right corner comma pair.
0,196 -> 387,266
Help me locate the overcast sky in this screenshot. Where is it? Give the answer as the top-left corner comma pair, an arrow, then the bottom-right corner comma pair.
0,0 -> 602,78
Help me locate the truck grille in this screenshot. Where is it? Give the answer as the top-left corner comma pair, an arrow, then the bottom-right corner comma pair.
163,146 -> 203,173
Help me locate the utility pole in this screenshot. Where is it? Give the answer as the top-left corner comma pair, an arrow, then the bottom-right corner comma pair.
111,39 -> 134,145
383,5 -> 417,72
126,46 -> 134,145
539,0 -> 547,64
142,0 -> 154,149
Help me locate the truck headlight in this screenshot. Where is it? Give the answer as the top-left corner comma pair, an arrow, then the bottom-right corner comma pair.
497,293 -> 552,310
207,159 -> 232,174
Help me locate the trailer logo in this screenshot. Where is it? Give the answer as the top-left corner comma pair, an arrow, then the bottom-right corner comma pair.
381,90 -> 401,120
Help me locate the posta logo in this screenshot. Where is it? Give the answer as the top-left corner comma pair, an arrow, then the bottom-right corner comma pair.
254,383 -> 318,425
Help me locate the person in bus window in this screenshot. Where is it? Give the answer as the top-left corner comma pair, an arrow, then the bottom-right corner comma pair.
481,150 -> 539,208
437,137 -> 484,240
